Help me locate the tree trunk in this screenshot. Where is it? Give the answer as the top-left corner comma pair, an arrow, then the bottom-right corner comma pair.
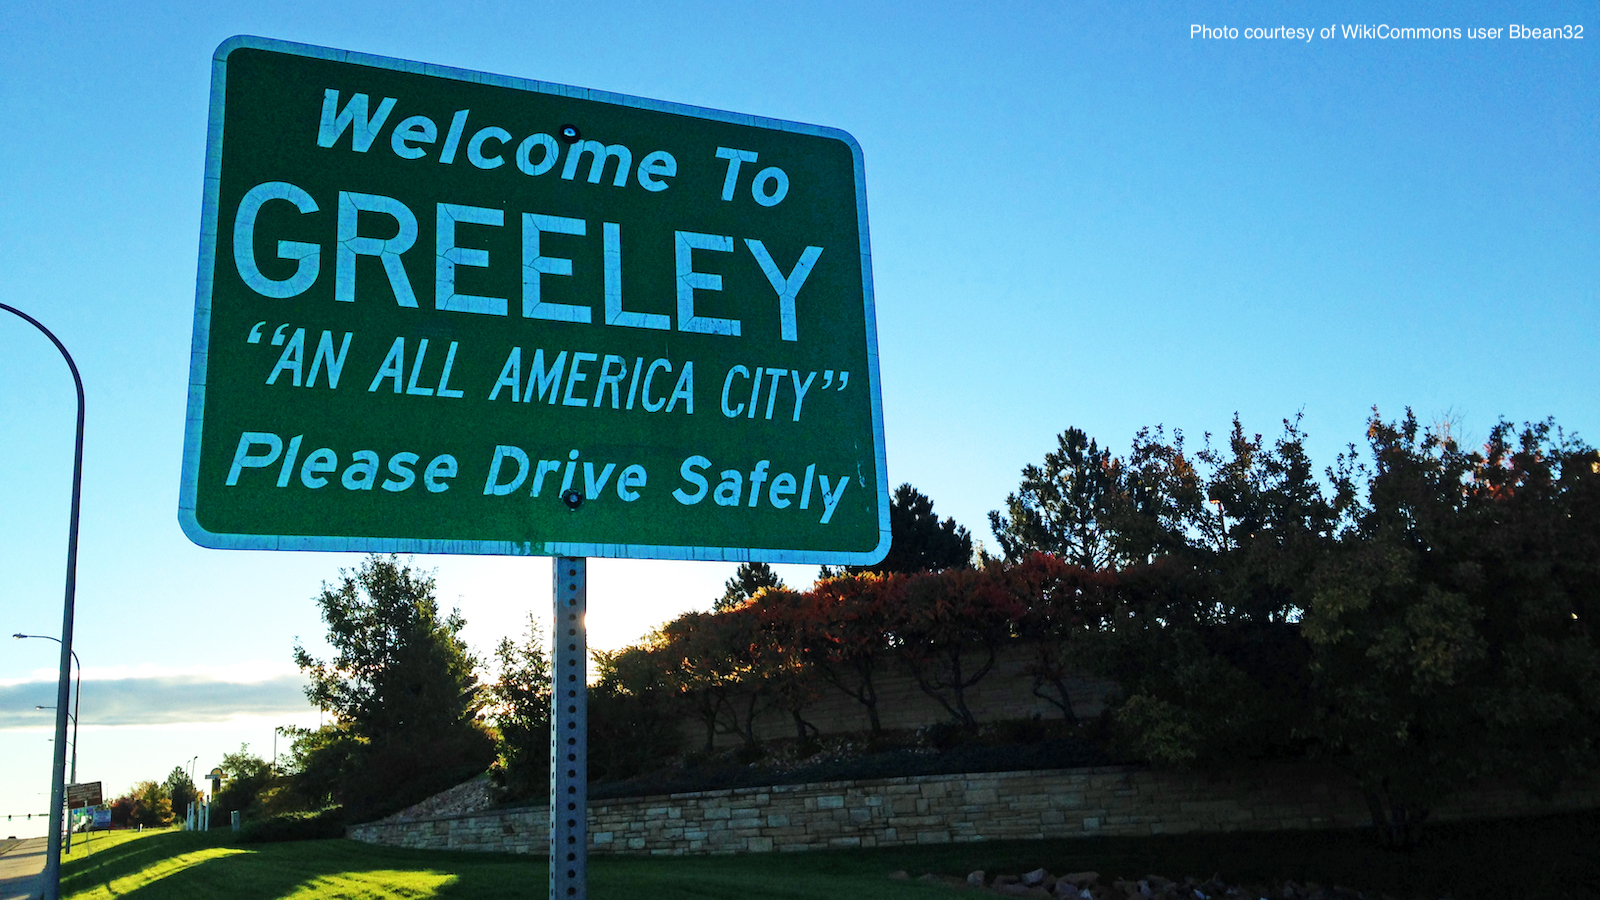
1363,781 -> 1430,848
818,659 -> 882,734
1030,675 -> 1078,723
791,710 -> 819,743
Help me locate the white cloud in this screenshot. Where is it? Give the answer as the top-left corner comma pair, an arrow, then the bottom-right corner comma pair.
0,659 -> 302,688
0,672 -> 315,729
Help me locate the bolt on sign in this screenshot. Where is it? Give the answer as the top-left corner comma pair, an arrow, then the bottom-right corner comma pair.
181,36 -> 889,563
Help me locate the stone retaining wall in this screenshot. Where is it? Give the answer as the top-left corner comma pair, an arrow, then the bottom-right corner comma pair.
346,764 -> 1600,856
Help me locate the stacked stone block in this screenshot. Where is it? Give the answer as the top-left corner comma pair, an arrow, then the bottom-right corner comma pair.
347,764 -> 1600,856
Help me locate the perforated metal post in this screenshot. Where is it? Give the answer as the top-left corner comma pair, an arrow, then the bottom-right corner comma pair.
551,557 -> 587,900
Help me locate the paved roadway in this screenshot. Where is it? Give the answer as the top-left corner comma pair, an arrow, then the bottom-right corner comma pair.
0,837 -> 45,900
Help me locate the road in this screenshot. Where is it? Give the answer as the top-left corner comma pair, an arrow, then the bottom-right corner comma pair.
0,837 -> 44,900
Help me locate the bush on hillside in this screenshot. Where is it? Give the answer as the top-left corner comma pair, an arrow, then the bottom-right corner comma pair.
237,807 -> 346,843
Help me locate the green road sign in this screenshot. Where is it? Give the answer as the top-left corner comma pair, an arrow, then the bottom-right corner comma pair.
180,36 -> 889,563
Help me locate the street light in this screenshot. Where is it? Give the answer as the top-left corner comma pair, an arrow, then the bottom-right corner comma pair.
15,636 -> 80,781
15,634 -> 82,852
2,304 -> 85,900
186,756 -> 199,830
37,707 -> 76,760
36,705 -> 77,837
271,726 -> 290,776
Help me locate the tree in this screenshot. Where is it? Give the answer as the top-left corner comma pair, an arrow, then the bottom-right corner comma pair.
1008,553 -> 1115,723
128,780 -> 173,828
851,483 -> 972,574
163,766 -> 200,820
714,562 -> 785,612
291,555 -> 495,818
1196,414 -> 1347,624
1303,411 -> 1600,845
294,555 -> 483,740
990,417 -> 1333,766
278,724 -> 364,812
1466,418 -> 1600,792
794,572 -> 903,736
487,614 -> 551,799
990,428 -> 1123,568
897,565 -> 1023,731
655,609 -> 770,755
588,641 -> 681,783
751,586 -> 826,744
1105,425 -> 1208,564
106,792 -> 136,828
211,744 -> 272,821
1098,561 -> 1296,769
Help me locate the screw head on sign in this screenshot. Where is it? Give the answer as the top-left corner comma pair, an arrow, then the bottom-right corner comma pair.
562,489 -> 583,510
560,125 -> 581,144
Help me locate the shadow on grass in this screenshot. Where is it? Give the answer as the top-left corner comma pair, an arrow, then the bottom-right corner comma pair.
59,811 -> 1600,900
60,832 -> 202,896
61,833 -> 943,900
63,835 -> 486,900
511,811 -> 1600,900
809,811 -> 1600,900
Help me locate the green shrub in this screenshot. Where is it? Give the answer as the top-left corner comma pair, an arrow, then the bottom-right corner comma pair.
237,807 -> 346,843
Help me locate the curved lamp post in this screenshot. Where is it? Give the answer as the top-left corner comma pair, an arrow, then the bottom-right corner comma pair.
2,302 -> 85,900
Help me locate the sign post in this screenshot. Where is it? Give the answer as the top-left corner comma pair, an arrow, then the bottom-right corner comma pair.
550,558 -> 587,898
184,36 -> 889,898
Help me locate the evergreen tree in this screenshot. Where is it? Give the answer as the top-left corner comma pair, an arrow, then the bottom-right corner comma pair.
713,561 -> 785,612
989,429 -> 1121,568
852,483 -> 972,574
487,614 -> 551,798
163,766 -> 200,820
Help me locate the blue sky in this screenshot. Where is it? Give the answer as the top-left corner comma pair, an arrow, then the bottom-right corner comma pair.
1,0 -> 1594,834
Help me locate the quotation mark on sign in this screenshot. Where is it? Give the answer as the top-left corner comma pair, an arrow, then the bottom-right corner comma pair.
246,321 -> 296,346
820,370 -> 850,390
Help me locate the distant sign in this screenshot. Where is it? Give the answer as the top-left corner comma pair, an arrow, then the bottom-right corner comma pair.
180,36 -> 889,564
65,782 -> 101,810
93,809 -> 112,829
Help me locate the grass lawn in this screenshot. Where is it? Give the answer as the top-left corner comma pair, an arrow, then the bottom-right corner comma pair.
57,811 -> 1600,900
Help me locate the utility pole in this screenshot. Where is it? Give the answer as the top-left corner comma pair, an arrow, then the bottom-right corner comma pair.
17,635 -> 81,852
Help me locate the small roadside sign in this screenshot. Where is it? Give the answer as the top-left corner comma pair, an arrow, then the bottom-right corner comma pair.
180,36 -> 889,564
65,782 -> 101,810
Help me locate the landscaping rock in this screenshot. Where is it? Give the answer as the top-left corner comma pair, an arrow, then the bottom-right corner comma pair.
912,862 -> 1457,900
1052,881 -> 1088,899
